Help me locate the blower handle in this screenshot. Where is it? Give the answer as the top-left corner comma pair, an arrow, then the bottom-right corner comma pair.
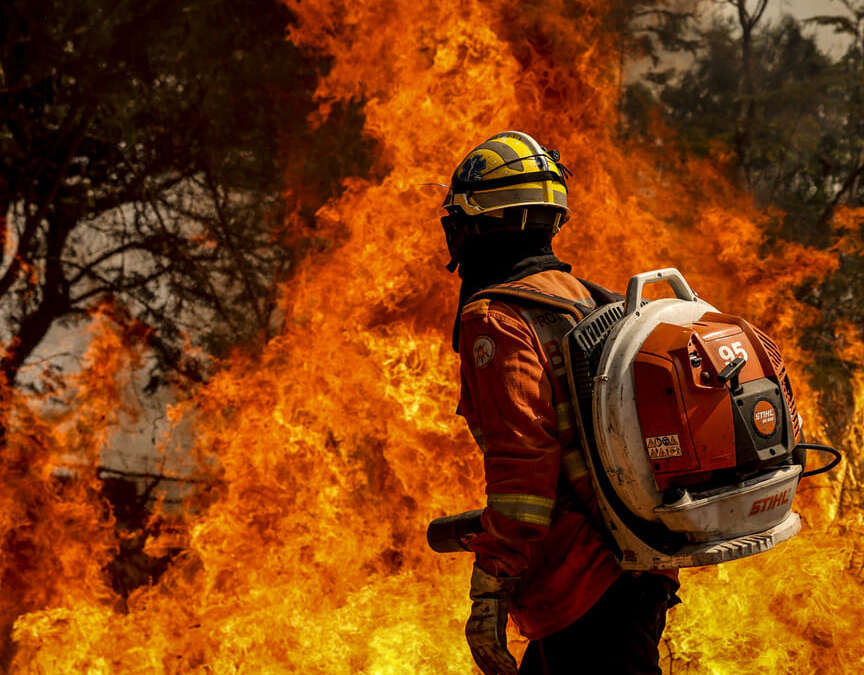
624,268 -> 699,316
797,443 -> 842,478
717,356 -> 747,394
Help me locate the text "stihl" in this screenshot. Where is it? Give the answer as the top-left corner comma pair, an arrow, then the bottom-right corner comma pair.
749,490 -> 790,515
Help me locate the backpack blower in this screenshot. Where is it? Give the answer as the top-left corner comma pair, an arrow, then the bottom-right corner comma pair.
428,268 -> 841,569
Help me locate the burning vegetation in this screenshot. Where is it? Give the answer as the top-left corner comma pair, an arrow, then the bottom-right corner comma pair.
1,0 -> 863,672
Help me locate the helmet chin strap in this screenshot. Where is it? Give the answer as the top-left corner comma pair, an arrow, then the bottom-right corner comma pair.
441,213 -> 468,273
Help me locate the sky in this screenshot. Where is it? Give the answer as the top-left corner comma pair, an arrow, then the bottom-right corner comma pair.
625,0 -> 855,81
766,0 -> 838,19
731,0 -> 852,57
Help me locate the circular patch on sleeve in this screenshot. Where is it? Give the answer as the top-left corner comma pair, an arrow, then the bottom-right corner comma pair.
473,336 -> 496,369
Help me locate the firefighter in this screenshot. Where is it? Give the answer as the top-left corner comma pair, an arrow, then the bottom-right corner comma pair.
441,131 -> 679,674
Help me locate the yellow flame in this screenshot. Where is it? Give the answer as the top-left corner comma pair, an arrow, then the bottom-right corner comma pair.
4,1 -> 863,673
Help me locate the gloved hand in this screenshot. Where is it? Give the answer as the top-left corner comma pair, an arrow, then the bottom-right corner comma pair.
465,564 -> 519,675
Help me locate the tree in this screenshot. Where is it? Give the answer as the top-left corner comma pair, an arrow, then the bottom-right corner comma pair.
805,1 -> 864,225
0,3 -> 380,661
608,0 -> 701,63
726,0 -> 769,184
622,7 -> 845,242
0,0 -> 374,392
622,1 -> 864,238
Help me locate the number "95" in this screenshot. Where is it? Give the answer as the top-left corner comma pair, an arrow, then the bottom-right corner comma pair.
718,341 -> 748,363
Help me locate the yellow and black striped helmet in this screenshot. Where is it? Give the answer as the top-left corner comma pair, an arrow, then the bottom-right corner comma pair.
444,131 -> 570,219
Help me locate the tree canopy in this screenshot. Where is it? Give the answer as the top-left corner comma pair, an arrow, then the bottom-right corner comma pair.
0,0 -> 374,390
623,1 -> 864,238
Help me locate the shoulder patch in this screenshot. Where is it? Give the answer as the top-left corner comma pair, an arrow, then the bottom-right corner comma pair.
473,335 -> 496,368
461,298 -> 491,320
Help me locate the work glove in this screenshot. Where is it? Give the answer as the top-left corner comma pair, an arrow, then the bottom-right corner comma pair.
465,564 -> 519,675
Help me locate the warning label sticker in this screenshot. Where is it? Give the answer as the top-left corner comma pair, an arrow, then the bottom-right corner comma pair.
645,434 -> 683,459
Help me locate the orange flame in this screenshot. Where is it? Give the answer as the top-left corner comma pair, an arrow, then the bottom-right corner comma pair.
1,306 -> 145,663
4,1 -> 863,672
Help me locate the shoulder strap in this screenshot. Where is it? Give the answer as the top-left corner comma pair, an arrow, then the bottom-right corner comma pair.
576,278 -> 624,306
467,285 -> 596,320
466,283 -> 613,530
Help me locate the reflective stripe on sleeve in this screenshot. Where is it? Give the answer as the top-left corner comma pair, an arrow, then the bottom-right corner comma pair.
555,401 -> 573,433
561,447 -> 588,482
487,493 -> 555,526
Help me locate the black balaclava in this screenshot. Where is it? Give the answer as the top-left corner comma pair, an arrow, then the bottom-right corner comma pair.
452,229 -> 571,351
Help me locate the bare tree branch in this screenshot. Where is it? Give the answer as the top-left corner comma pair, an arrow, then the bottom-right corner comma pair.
97,466 -> 215,484
821,160 -> 864,225
0,106 -> 94,301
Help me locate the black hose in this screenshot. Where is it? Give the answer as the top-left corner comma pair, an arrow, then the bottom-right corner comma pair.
796,443 -> 842,478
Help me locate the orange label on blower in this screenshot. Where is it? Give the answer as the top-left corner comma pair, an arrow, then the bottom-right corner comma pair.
753,400 -> 778,436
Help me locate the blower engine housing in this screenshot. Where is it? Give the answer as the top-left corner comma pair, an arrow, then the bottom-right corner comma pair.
568,269 -> 802,569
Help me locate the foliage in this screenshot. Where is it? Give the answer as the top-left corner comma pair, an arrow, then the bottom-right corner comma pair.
606,0 -> 701,64
0,0 -> 374,390
624,12 -> 850,235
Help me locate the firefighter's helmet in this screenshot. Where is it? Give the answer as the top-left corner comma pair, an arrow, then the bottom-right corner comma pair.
441,131 -> 571,271
444,131 -> 570,219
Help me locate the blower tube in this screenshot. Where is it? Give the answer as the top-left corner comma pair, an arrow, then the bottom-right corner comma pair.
427,510 -> 483,553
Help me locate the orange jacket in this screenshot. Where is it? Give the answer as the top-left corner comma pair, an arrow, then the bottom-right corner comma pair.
457,269 -> 622,640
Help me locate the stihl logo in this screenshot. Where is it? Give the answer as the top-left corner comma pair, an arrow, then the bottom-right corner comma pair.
749,490 -> 790,515
752,400 -> 778,436
754,409 -> 775,424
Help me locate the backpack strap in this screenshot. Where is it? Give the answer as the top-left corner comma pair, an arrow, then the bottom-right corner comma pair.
576,278 -> 624,306
467,281 -> 629,551
465,283 -> 599,489
467,284 -> 597,320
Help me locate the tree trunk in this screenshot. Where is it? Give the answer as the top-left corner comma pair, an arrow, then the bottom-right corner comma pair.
1,304 -> 66,387
733,0 -> 768,188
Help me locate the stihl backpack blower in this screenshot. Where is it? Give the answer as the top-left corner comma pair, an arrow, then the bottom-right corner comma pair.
428,268 -> 840,569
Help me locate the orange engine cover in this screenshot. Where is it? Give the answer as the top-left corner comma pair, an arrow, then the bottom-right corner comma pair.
634,314 -> 785,492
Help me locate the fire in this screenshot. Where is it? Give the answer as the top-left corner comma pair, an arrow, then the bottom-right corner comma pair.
0,307 -> 145,667
3,0 -> 863,672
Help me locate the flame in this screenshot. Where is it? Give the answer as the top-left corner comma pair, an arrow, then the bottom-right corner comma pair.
3,1 -> 864,672
0,307 -> 145,665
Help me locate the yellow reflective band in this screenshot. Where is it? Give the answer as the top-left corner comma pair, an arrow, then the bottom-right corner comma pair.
561,448 -> 588,481
472,187 -> 547,210
556,402 -> 573,432
551,189 -> 567,207
488,493 -> 555,526
489,494 -> 555,508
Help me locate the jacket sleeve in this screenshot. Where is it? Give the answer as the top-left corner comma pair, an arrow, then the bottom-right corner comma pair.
457,300 -> 562,578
